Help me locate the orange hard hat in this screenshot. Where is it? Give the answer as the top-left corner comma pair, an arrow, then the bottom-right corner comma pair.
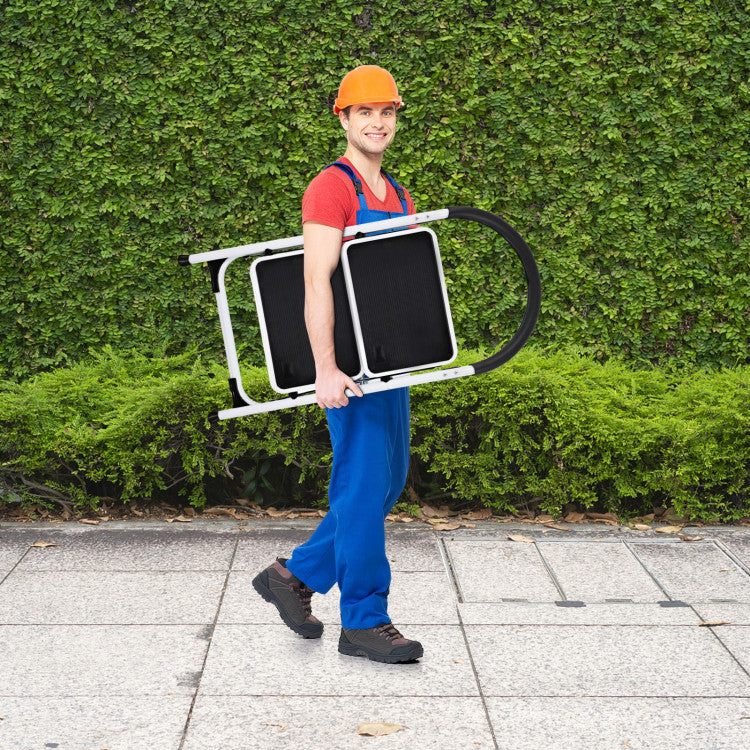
333,65 -> 403,114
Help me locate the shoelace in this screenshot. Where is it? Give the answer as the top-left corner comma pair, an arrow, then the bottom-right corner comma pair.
291,582 -> 314,614
374,623 -> 403,641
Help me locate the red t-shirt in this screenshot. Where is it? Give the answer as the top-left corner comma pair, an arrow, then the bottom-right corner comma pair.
302,157 -> 415,231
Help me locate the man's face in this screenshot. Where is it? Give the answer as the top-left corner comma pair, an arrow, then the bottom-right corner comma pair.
340,102 -> 397,157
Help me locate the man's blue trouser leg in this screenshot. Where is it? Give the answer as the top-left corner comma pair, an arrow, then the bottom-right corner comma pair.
286,388 -> 409,629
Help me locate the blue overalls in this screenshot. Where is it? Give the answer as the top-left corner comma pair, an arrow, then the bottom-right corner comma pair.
286,162 -> 411,629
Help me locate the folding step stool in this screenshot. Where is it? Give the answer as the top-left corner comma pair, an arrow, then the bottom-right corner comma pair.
178,207 -> 541,421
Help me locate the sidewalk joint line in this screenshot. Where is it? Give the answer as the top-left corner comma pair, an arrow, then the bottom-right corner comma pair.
438,535 -> 464,603
692,600 -> 750,683
178,529 -> 241,749
623,540 -> 673,600
713,540 -> 750,581
533,542 -> 568,601
0,539 -> 36,587
456,606 -> 500,750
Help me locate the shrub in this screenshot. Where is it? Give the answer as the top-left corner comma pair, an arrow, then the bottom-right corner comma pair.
413,349 -> 750,521
2,348 -> 748,522
0,348 -> 330,510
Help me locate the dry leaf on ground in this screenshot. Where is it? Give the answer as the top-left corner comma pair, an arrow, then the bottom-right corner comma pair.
168,515 -> 194,523
357,722 -> 406,737
564,512 -> 586,523
632,523 -> 651,531
30,541 -> 57,548
202,507 -> 236,517
678,533 -> 704,542
586,512 -> 619,523
265,508 -> 293,518
421,504 -> 459,519
543,523 -> 571,532
79,519 -> 100,525
462,509 -> 493,521
507,534 -> 536,543
654,525 -> 684,534
419,504 -> 443,518
697,621 -> 729,627
430,522 -> 462,531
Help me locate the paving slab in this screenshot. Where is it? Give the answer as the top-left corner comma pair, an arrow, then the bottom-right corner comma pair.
0,571 -> 226,624
183,696 -> 494,750
629,541 -> 750,602
199,624 -> 476,697
0,538 -> 29,576
14,527 -> 238,572
0,625 -> 209,697
232,525 -> 446,573
459,601 -> 702,626
719,537 -> 750,571
485,697 -> 750,750
465,624 -> 750,697
537,540 -> 665,602
0,520 -> 749,750
694,602 -> 750,626
710,626 -> 750,675
385,527 -> 447,571
0,696 -> 190,750
219,570 -> 458,626
232,528 -> 313,572
446,540 -> 560,602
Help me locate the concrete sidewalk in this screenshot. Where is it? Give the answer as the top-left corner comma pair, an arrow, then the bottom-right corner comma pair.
1,518 -> 749,749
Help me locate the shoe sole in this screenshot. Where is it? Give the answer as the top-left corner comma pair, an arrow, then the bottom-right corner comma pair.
338,635 -> 423,663
252,570 -> 323,639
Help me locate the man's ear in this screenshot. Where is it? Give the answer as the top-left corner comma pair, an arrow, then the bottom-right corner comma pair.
339,110 -> 349,131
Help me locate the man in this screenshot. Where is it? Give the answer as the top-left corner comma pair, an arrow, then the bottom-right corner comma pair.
252,65 -> 423,664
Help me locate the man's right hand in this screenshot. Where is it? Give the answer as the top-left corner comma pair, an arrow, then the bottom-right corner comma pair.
314,366 -> 364,409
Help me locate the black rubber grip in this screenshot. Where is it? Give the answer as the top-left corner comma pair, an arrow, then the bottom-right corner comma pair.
446,206 -> 541,374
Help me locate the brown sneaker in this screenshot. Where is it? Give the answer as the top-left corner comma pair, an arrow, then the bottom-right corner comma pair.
252,558 -> 323,638
338,623 -> 423,663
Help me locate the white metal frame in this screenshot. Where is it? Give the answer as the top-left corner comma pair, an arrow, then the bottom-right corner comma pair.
183,209 -> 475,420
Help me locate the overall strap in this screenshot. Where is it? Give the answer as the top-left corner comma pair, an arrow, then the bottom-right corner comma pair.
380,169 -> 408,214
326,162 -> 408,215
326,162 -> 368,213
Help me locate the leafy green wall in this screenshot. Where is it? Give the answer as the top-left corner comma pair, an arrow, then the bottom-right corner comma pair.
2,0 -> 748,378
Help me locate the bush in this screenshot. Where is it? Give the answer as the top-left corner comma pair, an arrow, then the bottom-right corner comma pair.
2,348 -> 748,521
0,348 -> 331,510
414,350 -> 750,521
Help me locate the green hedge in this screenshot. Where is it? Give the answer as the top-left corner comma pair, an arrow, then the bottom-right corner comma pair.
0,348 -> 331,508
413,349 -> 750,522
1,0 -> 748,379
2,348 -> 748,522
